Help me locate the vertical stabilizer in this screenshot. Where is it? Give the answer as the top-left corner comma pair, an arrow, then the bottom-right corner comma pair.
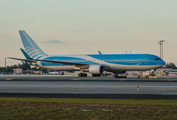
19,30 -> 46,58
98,51 -> 102,55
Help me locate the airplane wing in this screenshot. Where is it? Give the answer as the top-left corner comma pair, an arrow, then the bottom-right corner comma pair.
8,57 -> 89,65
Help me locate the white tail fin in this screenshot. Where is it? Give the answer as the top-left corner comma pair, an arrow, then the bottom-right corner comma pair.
19,30 -> 46,58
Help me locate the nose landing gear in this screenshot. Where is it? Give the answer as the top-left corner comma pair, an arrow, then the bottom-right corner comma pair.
114,74 -> 119,78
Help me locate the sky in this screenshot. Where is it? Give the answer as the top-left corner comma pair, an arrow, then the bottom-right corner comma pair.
0,0 -> 177,67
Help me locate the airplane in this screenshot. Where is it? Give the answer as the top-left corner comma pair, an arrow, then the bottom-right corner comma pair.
8,30 -> 166,78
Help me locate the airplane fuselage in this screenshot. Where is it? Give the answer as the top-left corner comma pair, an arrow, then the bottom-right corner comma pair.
30,54 -> 165,72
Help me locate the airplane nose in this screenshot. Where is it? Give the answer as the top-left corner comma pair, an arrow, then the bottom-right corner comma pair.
162,60 -> 166,66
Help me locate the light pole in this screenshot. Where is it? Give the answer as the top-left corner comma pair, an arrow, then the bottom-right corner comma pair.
158,41 -> 161,58
158,40 -> 165,59
5,57 -> 6,68
161,40 -> 165,59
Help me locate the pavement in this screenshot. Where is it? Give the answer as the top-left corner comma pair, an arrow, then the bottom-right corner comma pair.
0,75 -> 177,99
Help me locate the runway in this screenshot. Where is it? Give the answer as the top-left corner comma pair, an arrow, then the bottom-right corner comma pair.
0,75 -> 177,99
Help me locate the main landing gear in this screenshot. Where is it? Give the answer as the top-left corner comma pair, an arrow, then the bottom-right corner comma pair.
78,73 -> 101,77
78,73 -> 87,77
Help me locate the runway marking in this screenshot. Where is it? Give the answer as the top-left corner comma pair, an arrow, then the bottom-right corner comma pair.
71,79 -> 81,80
5,78 -> 13,80
166,77 -> 173,79
168,80 -> 174,81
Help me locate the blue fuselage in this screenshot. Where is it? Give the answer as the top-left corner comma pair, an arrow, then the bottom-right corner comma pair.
32,54 -> 165,72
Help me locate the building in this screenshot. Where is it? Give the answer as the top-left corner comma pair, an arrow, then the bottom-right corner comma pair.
13,68 -> 22,74
33,71 -> 43,75
13,69 -> 43,75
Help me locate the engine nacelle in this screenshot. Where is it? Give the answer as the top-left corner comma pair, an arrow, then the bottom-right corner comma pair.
89,65 -> 104,74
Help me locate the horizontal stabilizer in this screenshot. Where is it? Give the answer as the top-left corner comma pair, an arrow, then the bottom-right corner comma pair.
8,57 -> 35,62
20,48 -> 33,60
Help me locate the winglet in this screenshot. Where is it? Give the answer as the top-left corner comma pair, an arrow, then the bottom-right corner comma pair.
20,48 -> 33,60
98,51 -> 102,55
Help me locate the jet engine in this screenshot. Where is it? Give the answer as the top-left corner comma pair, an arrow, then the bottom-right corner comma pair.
89,65 -> 104,74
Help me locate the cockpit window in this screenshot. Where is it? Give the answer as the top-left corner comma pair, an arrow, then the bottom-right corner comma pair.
155,58 -> 162,60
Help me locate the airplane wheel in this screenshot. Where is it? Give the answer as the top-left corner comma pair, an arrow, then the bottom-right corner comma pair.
78,73 -> 87,77
83,73 -> 87,77
78,73 -> 82,77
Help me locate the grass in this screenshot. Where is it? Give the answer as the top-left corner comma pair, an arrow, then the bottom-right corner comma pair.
0,98 -> 177,119
1,97 -> 177,106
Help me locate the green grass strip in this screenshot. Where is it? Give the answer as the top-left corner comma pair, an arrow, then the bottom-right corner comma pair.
0,97 -> 177,106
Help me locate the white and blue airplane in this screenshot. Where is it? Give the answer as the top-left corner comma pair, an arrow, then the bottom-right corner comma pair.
9,30 -> 166,77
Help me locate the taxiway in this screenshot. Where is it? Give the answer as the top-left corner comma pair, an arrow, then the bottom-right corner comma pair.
0,75 -> 177,99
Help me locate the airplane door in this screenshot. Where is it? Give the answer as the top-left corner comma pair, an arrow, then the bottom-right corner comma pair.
144,57 -> 148,64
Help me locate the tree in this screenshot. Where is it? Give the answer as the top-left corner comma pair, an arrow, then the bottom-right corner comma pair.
21,63 -> 31,70
38,67 -> 48,73
0,67 -> 4,73
0,63 -> 47,73
165,63 -> 176,69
